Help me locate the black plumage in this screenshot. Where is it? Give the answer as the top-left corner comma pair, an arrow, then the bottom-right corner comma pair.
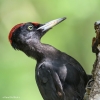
8,17 -> 91,100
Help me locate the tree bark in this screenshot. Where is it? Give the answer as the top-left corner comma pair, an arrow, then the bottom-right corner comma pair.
84,21 -> 100,100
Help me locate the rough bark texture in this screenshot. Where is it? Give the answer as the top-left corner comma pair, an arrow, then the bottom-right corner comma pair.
89,52 -> 100,100
84,21 -> 100,100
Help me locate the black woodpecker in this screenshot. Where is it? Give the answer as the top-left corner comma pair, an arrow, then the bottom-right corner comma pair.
8,17 -> 91,100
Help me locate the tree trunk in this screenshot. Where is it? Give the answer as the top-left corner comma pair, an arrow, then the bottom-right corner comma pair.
84,21 -> 100,100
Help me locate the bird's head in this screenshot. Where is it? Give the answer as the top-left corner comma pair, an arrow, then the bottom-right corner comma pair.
8,17 -> 66,50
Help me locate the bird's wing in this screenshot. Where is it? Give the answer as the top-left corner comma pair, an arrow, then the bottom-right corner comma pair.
63,62 -> 87,100
36,63 -> 65,100
68,55 -> 86,75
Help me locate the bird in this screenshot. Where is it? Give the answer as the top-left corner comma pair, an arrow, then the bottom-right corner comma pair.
8,17 -> 91,100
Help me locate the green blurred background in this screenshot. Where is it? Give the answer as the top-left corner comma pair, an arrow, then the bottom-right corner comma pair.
0,0 -> 99,100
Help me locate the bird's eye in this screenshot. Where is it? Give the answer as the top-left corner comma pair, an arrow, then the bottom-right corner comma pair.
27,25 -> 33,30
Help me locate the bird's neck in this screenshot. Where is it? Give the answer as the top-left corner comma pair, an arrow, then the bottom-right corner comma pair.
23,40 -> 59,62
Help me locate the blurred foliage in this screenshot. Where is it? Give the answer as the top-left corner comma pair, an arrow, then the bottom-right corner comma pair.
0,0 -> 100,100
